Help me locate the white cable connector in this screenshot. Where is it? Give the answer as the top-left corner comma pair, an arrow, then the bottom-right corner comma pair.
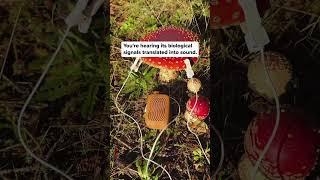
83,0 -> 105,17
184,59 -> 194,79
130,57 -> 143,72
238,0 -> 270,53
65,0 -> 104,33
65,0 -> 89,28
79,0 -> 104,33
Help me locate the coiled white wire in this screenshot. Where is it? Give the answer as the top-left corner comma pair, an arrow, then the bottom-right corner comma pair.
250,49 -> 280,180
144,96 -> 181,176
114,68 -> 174,179
17,26 -> 73,180
186,92 -> 210,164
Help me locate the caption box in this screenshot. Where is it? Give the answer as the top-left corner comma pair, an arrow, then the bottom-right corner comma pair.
121,41 -> 199,57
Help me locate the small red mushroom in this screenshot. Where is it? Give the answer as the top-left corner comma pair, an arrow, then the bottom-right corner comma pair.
244,110 -> 319,179
210,0 -> 270,29
184,95 -> 210,134
140,26 -> 199,82
185,95 -> 210,120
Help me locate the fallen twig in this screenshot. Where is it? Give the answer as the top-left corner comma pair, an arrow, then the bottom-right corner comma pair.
0,5 -> 22,80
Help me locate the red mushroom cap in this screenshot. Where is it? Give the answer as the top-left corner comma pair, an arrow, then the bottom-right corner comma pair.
210,0 -> 245,29
186,95 -> 210,120
244,110 -> 319,179
210,0 -> 270,29
140,26 -> 199,71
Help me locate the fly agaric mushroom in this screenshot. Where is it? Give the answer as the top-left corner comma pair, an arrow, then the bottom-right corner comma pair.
238,154 -> 269,180
244,110 -> 319,179
247,51 -> 292,100
184,95 -> 210,134
140,26 -> 199,82
184,95 -> 210,122
210,0 -> 270,29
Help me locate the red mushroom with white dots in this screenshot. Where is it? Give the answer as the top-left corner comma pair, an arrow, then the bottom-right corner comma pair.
140,26 -> 199,82
244,110 -> 320,179
210,0 -> 270,29
184,95 -> 210,134
185,95 -> 210,120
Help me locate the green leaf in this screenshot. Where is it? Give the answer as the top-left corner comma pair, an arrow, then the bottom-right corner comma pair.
35,77 -> 82,101
65,31 -> 90,48
136,159 -> 143,177
81,83 -> 99,118
35,62 -> 82,101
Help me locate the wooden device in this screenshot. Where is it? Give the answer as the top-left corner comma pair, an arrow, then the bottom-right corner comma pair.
144,91 -> 170,130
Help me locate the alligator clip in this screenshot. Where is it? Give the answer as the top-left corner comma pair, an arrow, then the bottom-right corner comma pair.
238,0 -> 270,52
65,0 -> 104,33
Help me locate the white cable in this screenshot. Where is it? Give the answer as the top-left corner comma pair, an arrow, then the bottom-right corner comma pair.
186,92 -> 210,164
144,96 -> 181,176
114,68 -> 172,180
250,49 -> 280,180
17,26 -> 73,180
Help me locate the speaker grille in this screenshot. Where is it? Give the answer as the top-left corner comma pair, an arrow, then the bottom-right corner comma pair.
144,93 -> 170,129
148,97 -> 166,121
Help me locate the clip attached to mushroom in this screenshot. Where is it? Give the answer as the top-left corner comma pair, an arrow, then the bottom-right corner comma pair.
184,59 -> 194,79
65,0 -> 104,33
130,57 -> 143,72
238,0 -> 269,52
210,0 -> 270,52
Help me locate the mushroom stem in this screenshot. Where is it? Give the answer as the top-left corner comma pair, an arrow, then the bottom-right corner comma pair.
238,154 -> 269,180
184,110 -> 200,123
158,68 -> 178,82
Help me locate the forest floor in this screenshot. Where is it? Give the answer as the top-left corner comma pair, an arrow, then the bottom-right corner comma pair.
0,1 -> 108,179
